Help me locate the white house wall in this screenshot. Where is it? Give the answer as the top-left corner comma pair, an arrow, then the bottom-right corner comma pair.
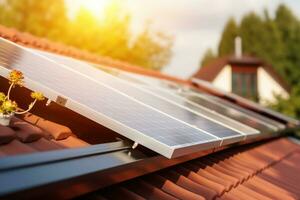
257,67 -> 289,105
212,65 -> 232,92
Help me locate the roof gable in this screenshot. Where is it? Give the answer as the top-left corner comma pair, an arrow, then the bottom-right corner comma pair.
192,55 -> 290,92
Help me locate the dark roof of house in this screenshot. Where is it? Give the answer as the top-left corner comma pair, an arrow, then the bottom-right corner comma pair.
83,138 -> 300,200
0,25 -> 299,200
192,55 -> 291,92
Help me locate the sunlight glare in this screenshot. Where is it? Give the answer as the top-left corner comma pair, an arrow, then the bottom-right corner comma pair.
73,0 -> 109,17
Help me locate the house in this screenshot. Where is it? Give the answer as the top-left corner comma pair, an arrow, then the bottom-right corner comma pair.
0,26 -> 300,200
192,39 -> 290,105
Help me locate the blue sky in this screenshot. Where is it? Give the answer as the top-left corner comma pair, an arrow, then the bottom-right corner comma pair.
67,0 -> 300,79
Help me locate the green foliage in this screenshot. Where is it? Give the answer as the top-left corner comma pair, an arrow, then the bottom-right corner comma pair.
270,88 -> 300,118
201,48 -> 216,66
0,0 -> 173,70
218,17 -> 238,56
202,4 -> 300,119
0,0 -> 68,41
274,5 -> 300,86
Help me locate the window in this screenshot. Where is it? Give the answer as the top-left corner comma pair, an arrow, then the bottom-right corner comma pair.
232,72 -> 258,101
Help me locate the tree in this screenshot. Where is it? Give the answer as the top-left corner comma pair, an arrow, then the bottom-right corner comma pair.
218,18 -> 238,56
270,88 -> 300,118
274,4 -> 300,86
200,48 -> 216,66
0,0 -> 173,70
202,4 -> 300,119
127,23 -> 173,70
0,0 -> 68,41
239,12 -> 284,70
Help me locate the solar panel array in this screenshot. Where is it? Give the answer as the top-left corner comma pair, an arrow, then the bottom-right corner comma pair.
0,38 -> 220,158
97,67 -> 285,137
0,37 -> 294,158
33,49 -> 251,145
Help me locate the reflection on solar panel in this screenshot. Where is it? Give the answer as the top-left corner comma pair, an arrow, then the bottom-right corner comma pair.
94,68 -> 275,138
0,38 -> 221,158
33,49 -> 251,145
97,69 -> 261,138
139,87 -> 260,137
191,78 -> 300,127
182,91 -> 285,134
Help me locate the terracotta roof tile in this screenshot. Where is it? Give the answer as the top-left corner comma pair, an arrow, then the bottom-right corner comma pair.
0,115 -> 90,157
10,117 -> 44,143
86,138 -> 300,200
27,138 -> 64,152
0,139 -> 38,156
22,113 -> 74,140
125,179 -> 178,200
0,125 -> 15,144
53,136 -> 90,148
143,174 -> 203,200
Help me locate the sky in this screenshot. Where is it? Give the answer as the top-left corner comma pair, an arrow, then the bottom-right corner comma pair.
67,0 -> 300,79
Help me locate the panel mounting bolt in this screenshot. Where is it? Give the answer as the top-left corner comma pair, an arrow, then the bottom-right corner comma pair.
45,99 -> 52,106
132,142 -> 138,149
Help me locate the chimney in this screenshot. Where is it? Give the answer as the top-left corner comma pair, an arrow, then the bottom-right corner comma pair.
234,36 -> 242,58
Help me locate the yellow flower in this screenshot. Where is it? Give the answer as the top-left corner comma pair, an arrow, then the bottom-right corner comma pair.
0,100 -> 17,114
0,92 -> 5,102
31,92 -> 45,101
8,70 -> 24,86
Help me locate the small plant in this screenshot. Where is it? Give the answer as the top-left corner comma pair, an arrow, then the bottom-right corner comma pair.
0,70 -> 45,126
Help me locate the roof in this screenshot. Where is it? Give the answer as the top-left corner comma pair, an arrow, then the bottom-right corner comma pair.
193,55 -> 290,92
0,25 -> 299,200
84,138 -> 300,200
0,113 -> 89,157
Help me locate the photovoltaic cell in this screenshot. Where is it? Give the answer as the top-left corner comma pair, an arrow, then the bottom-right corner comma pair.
191,78 -> 300,127
0,38 -> 221,158
139,87 -> 260,137
182,91 -> 284,134
93,68 -> 268,138
33,49 -> 247,145
112,69 -> 283,136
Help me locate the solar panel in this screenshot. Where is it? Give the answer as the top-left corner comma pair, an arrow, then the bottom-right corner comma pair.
0,38 -> 221,158
137,87 -> 260,138
31,49 -> 248,145
95,68 -> 275,138
181,91 -> 285,135
191,78 -> 300,127
91,70 -> 261,139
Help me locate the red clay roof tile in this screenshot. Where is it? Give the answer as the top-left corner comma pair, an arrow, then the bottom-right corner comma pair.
0,139 -> 37,156
0,125 -> 15,144
89,138 -> 300,200
53,136 -> 89,148
125,179 -> 178,200
27,138 -> 64,152
0,115 -> 90,157
10,116 -> 44,143
22,113 -> 73,140
143,174 -> 203,200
